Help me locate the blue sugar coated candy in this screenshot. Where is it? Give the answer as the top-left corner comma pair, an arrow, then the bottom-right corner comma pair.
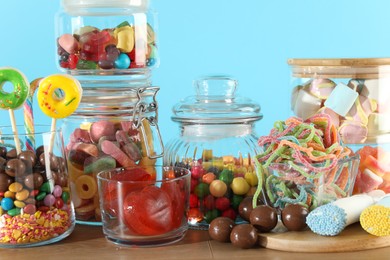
306,204 -> 347,236
1,197 -> 14,211
115,53 -> 131,69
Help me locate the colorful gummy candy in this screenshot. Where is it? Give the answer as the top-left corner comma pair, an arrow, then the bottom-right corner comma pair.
253,114 -> 357,210
57,22 -> 157,71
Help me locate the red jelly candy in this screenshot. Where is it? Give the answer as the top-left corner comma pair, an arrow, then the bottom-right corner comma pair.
103,167 -> 152,216
123,185 -> 173,236
161,181 -> 185,229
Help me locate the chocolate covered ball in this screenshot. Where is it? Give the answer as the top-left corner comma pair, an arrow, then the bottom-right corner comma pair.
238,196 -> 264,221
35,146 -> 45,161
249,205 -> 278,232
6,148 -> 17,159
0,146 -> 7,158
5,159 -> 26,177
209,217 -> 235,242
281,204 -> 309,231
18,150 -> 37,169
0,173 -> 13,192
230,224 -> 258,249
24,173 -> 44,190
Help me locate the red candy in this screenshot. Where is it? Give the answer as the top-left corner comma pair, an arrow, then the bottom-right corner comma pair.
123,186 -> 173,236
161,180 -> 185,228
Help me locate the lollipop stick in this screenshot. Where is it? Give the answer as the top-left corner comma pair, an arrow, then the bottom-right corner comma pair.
9,109 -> 22,155
49,118 -> 57,154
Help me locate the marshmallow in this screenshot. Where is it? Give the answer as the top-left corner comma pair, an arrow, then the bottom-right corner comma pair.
338,120 -> 368,144
317,107 -> 340,127
292,88 -> 322,120
307,78 -> 336,99
324,83 -> 359,117
367,112 -> 390,136
361,78 -> 390,113
345,95 -> 377,126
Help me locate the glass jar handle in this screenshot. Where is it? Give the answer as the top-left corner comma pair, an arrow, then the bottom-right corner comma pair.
140,116 -> 164,159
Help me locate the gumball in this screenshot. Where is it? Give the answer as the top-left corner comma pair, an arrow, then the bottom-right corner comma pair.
209,180 -> 227,197
230,177 -> 250,195
114,53 -> 131,69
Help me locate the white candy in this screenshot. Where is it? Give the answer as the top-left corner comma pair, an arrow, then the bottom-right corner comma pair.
324,83 -> 358,117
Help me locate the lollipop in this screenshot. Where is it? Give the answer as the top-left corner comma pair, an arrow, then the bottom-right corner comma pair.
23,78 -> 42,151
37,74 -> 82,153
0,67 -> 30,154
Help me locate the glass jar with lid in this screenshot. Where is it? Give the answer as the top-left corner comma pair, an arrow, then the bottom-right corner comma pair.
61,74 -> 164,225
288,58 -> 390,195
163,76 -> 263,229
55,0 -> 158,75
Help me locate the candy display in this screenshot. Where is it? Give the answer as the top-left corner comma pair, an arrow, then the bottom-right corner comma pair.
306,192 -> 383,236
253,114 -> 359,211
0,126 -> 74,247
164,76 -> 262,228
360,194 -> 390,237
288,58 -> 390,144
56,0 -> 158,73
97,166 -> 191,247
65,118 -> 158,223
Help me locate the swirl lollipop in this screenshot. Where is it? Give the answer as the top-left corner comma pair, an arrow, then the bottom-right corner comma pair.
37,74 -> 82,153
0,67 -> 30,154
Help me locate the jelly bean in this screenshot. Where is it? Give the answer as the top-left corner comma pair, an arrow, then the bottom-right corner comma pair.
105,44 -> 120,61
61,191 -> 70,204
98,59 -> 115,70
55,197 -> 64,209
219,169 -> 234,185
36,191 -> 46,201
209,180 -> 227,198
53,185 -> 63,198
44,194 -> 56,207
1,197 -> 14,211
231,177 -> 250,195
14,200 -> 26,208
76,59 -> 98,70
30,189 -> 39,197
15,189 -> 29,201
23,204 -> 37,215
114,53 -> 131,69
7,207 -> 21,216
194,183 -> 210,198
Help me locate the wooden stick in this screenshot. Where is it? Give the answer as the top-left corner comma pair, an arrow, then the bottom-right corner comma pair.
49,118 -> 57,154
9,109 -> 21,155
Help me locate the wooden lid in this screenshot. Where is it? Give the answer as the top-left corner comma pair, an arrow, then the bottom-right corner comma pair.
288,58 -> 390,79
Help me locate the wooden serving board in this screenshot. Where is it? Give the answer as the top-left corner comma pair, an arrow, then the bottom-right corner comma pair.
258,222 -> 390,253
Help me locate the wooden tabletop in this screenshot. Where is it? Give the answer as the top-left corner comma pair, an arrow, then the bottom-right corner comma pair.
1,224 -> 389,260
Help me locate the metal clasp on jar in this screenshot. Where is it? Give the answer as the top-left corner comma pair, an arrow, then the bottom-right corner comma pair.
132,87 -> 164,159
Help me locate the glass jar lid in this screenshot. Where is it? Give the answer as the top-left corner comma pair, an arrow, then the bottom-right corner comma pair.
61,0 -> 149,14
171,76 -> 263,124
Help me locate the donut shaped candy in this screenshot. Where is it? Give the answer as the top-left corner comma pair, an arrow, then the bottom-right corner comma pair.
75,175 -> 97,200
0,67 -> 30,109
37,74 -> 82,119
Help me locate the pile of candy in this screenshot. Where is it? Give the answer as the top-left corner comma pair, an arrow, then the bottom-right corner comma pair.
176,150 -> 258,226
0,146 -> 73,244
67,119 -> 155,222
253,114 -> 357,210
57,22 -> 157,71
291,78 -> 390,144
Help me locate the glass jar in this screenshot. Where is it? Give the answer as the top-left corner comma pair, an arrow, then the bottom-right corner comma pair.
163,76 -> 263,229
61,75 -> 164,225
0,125 -> 75,247
55,0 -> 158,75
288,58 -> 390,195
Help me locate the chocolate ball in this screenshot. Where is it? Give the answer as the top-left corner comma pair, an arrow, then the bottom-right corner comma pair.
0,146 -> 7,158
18,150 -> 37,169
209,217 -> 235,242
24,173 -> 44,190
281,204 -> 309,231
230,224 -> 258,249
5,159 -> 26,177
0,157 -> 6,173
238,196 -> 263,221
35,146 -> 45,160
0,173 -> 13,192
249,205 -> 278,232
6,148 -> 17,159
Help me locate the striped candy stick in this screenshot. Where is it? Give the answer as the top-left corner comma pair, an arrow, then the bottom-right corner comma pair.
23,78 -> 42,151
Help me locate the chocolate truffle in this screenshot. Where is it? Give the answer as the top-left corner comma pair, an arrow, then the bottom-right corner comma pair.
208,217 -> 235,242
249,205 -> 278,232
230,224 -> 258,249
281,204 -> 309,231
0,173 -> 13,192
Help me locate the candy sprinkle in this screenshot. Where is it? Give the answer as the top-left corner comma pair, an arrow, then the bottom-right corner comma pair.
360,205 -> 390,237
0,208 -> 71,244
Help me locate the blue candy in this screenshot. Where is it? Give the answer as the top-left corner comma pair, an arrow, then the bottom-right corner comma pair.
114,53 -> 131,69
1,197 -> 14,211
306,203 -> 347,236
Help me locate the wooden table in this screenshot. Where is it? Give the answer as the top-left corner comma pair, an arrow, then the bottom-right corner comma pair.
1,224 -> 389,260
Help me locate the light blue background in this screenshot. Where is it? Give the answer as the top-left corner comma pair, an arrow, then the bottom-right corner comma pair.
1,0 -> 390,144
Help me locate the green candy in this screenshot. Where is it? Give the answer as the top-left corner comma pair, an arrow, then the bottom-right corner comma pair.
40,181 -> 52,193
231,194 -> 244,210
204,209 -> 220,223
84,156 -> 116,175
194,183 -> 209,198
117,21 -> 130,28
36,191 -> 47,201
76,60 -> 97,70
219,169 -> 234,185
7,207 -> 21,216
61,191 -> 70,203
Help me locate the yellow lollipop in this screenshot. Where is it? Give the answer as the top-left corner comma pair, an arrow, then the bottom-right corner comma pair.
37,74 -> 82,152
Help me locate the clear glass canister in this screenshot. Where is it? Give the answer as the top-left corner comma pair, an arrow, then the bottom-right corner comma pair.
164,76 -> 263,229
55,0 -> 158,75
61,75 -> 164,225
0,125 -> 75,247
288,58 -> 390,195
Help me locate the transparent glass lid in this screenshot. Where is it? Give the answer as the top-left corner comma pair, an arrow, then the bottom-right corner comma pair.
171,76 -> 263,124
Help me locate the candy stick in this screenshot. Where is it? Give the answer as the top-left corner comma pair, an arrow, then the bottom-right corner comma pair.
37,74 -> 82,154
0,67 -> 30,155
360,194 -> 390,237
23,78 -> 42,151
